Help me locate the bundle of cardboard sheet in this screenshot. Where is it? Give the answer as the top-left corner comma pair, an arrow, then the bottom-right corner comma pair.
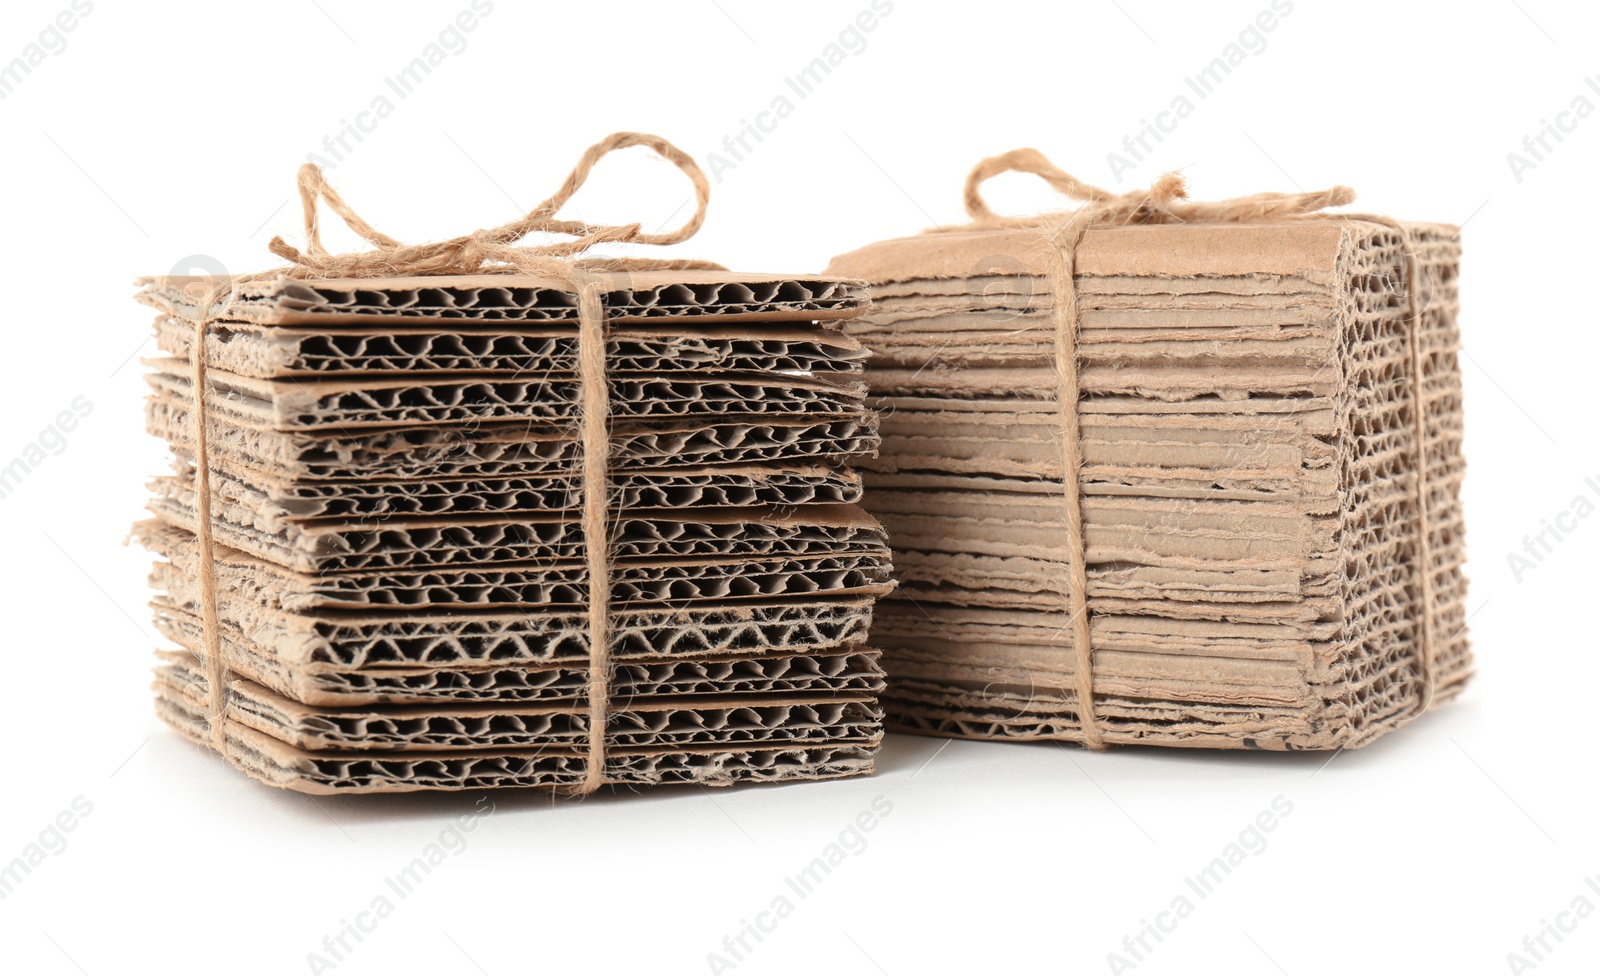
826,219 -> 1471,749
133,271 -> 892,792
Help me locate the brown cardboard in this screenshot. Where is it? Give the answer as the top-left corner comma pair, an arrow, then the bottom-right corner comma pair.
143,360 -> 868,431
135,265 -> 894,792
824,217 -> 1471,750
156,692 -> 876,793
152,314 -> 868,378
137,270 -> 868,327
137,519 -> 892,612
143,496 -> 889,574
148,399 -> 880,481
152,464 -> 863,522
151,640 -> 887,708
155,661 -> 883,752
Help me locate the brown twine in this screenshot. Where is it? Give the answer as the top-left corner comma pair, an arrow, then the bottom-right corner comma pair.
181,132 -> 721,791
571,272 -> 614,794
954,149 -> 1436,750
265,130 -> 717,279
191,281 -> 232,760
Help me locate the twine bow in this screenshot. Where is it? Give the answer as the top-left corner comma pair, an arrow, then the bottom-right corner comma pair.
962,147 -> 1355,229
188,131 -> 718,793
952,149 -> 1435,751
262,130 -> 719,278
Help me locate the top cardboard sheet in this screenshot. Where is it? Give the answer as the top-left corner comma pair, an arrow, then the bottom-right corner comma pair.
138,271 -> 869,327
826,220 -> 1457,285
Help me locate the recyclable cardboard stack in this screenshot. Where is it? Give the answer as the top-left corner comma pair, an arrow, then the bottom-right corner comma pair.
134,271 -> 893,791
826,219 -> 1471,749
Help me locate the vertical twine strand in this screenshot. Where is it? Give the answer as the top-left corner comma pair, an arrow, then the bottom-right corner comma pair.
573,275 -> 614,794
190,282 -> 233,760
1043,216 -> 1105,751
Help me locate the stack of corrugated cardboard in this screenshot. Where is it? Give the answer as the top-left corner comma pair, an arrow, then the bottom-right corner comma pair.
826,219 -> 1470,749
134,270 -> 893,791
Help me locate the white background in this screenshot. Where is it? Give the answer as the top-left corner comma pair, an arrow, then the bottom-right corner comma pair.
0,1 -> 1592,973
